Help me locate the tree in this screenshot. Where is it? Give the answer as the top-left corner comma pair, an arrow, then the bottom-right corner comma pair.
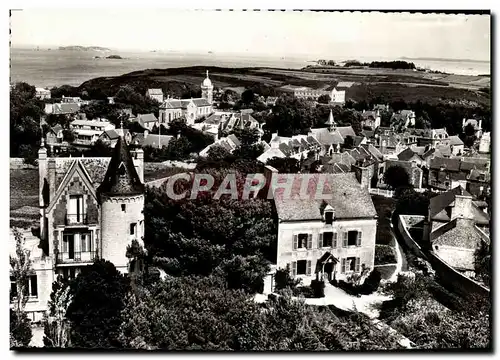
207,145 -> 232,162
241,89 -> 255,105
266,157 -> 300,173
66,259 -> 130,348
62,129 -> 75,142
474,241 -> 491,287
9,229 -> 33,348
317,94 -> 331,104
42,276 -> 72,348
343,135 -> 354,150
383,165 -> 410,190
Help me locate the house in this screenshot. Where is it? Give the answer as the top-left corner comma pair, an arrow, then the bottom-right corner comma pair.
292,86 -> 346,105
266,96 -> 278,106
396,147 -> 426,167
35,87 -> 51,100
271,168 -> 377,282
265,133 -> 321,162
45,124 -> 64,147
159,71 -> 214,126
135,113 -> 159,130
426,186 -> 490,277
146,89 -> 164,103
448,135 -> 465,156
428,157 -> 490,196
44,103 -> 81,116
99,129 -> 132,148
462,118 -> 483,138
361,110 -> 381,130
329,88 -> 346,105
199,134 -> 241,157
131,131 -> 174,149
479,132 -> 490,153
70,118 -> 115,146
417,128 -> 450,149
391,110 -> 415,128
61,96 -> 84,104
107,97 -> 115,105
9,136 -> 145,321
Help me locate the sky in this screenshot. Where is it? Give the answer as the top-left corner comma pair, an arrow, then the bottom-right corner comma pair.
10,9 -> 491,61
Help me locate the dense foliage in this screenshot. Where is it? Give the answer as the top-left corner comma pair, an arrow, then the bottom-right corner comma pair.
42,276 -> 72,348
66,260 -> 130,348
375,244 -> 397,265
383,165 -> 410,190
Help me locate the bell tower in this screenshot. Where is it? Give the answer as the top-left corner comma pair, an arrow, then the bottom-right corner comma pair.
201,70 -> 214,104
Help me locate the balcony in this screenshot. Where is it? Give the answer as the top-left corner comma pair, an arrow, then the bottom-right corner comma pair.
65,214 -> 88,226
56,251 -> 97,264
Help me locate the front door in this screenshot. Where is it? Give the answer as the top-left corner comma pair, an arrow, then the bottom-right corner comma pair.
324,262 -> 334,281
68,235 -> 75,259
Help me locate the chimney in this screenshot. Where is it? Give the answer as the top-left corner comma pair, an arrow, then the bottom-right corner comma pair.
462,118 -> 466,128
479,119 -> 483,129
144,129 -> 148,139
452,191 -> 474,221
134,148 -> 144,183
263,165 -> 279,198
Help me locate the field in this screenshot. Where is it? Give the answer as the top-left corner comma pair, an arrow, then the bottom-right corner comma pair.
10,168 -> 39,229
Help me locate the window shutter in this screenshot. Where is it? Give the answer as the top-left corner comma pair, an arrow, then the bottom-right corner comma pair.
341,258 -> 346,274
355,258 -> 361,273
332,232 -> 338,248
306,260 -> 312,275
30,275 -> 38,297
342,232 -> 348,247
357,231 -> 362,247
291,262 -> 297,277
293,235 -> 298,250
307,234 -> 312,249
318,233 -> 323,248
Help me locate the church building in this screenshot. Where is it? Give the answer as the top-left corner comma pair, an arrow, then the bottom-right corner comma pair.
159,70 -> 214,126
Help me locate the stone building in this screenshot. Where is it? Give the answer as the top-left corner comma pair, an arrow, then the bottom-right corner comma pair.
9,135 -> 145,321
271,168 -> 377,283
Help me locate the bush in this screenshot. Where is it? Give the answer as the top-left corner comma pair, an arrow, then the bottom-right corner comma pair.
10,309 -> 32,348
335,269 -> 381,296
310,280 -> 325,298
274,265 -> 301,291
375,245 -> 397,265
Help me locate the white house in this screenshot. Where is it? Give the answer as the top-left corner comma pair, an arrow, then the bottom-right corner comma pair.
70,118 -> 115,145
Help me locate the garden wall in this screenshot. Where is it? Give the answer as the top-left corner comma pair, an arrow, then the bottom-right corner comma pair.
397,215 -> 426,258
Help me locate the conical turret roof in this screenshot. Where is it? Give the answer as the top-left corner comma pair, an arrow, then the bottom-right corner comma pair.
97,136 -> 144,198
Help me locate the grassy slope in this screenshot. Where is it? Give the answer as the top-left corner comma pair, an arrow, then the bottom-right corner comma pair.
77,66 -> 490,107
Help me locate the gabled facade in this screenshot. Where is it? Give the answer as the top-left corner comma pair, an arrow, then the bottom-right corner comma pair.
10,136 -> 145,321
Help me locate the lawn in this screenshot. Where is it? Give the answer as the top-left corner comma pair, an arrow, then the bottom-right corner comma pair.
371,195 -> 396,246
10,168 -> 39,210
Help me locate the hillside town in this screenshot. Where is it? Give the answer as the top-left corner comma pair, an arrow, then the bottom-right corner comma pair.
9,11 -> 491,353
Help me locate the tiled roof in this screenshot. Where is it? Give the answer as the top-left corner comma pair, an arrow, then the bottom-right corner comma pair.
227,134 -> 241,148
192,98 -> 211,107
273,172 -> 377,221
353,136 -> 366,147
97,137 -> 144,197
460,159 -> 489,172
257,148 -> 285,163
432,219 -> 483,249
102,129 -> 130,140
310,128 -> 335,145
53,157 -> 111,190
360,144 -> 383,160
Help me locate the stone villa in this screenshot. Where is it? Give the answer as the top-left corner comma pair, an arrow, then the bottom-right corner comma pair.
10,135 -> 145,321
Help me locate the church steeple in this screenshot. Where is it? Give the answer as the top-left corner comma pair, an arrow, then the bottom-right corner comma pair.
97,137 -> 144,199
326,109 -> 335,130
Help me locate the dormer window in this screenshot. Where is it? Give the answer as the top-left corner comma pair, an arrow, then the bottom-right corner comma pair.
323,204 -> 335,225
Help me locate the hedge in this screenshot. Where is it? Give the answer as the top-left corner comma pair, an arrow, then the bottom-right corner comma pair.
375,244 -> 397,265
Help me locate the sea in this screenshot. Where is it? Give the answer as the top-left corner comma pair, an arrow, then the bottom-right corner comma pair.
9,48 -> 491,88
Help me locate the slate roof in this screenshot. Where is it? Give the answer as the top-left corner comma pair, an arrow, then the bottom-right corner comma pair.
102,129 -> 130,140
97,137 -> 145,197
147,88 -> 163,96
132,134 -> 173,148
460,159 -> 489,172
353,136 -> 366,147
137,113 -> 158,127
161,98 -> 211,109
257,148 -> 286,163
227,134 -> 241,148
397,147 -> 417,161
360,144 -> 383,160
310,128 -> 335,146
430,157 -> 461,171
273,172 -> 377,221
336,126 -> 356,139
448,135 -> 464,146
51,103 -> 81,115
429,186 -> 470,220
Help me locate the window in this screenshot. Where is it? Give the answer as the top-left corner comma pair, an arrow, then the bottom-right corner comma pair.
325,211 -> 334,225
130,223 -> 137,236
341,257 -> 360,273
320,232 -> 336,248
293,233 -> 312,250
121,204 -> 126,212
69,195 -> 84,223
80,232 -> 92,252
292,260 -> 311,276
10,275 -> 37,298
343,231 -> 362,247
